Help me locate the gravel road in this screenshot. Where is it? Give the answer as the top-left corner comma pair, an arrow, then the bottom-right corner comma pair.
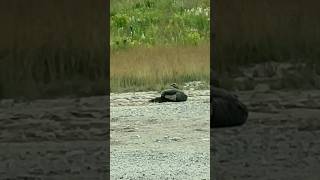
110,90 -> 210,180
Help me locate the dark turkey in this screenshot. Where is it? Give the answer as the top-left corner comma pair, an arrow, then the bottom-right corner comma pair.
149,83 -> 188,103
211,87 -> 248,128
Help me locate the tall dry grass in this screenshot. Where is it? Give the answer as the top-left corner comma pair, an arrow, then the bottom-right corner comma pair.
111,43 -> 210,92
0,0 -> 108,99
216,0 -> 320,74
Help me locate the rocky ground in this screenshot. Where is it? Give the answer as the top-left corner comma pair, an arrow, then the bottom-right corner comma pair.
111,88 -> 320,180
110,90 -> 210,180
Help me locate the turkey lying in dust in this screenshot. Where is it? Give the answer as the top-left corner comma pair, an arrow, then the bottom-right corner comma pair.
149,83 -> 188,103
211,87 -> 248,128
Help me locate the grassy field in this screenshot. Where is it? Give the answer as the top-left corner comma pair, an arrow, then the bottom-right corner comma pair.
111,0 -> 209,49
0,1 -> 107,99
111,43 -> 209,92
111,0 -> 210,92
216,0 -> 320,74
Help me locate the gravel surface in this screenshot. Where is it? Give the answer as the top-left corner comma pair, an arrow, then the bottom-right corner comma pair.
111,89 -> 320,180
111,90 -> 210,180
2,85 -> 319,179
0,96 -> 108,179
213,90 -> 320,180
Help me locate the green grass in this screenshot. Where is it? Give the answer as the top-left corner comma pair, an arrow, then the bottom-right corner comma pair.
110,0 -> 210,92
110,0 -> 210,50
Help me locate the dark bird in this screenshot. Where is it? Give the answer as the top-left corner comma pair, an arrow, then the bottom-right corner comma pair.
211,87 -> 248,128
149,83 -> 188,103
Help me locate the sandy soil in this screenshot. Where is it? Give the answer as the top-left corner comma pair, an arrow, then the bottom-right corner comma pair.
0,96 -> 108,179
213,90 -> 320,180
110,90 -> 210,180
1,85 -> 320,179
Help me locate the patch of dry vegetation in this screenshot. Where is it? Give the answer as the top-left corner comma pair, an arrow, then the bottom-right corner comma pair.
216,0 -> 320,74
0,0 -> 107,99
111,43 -> 209,92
